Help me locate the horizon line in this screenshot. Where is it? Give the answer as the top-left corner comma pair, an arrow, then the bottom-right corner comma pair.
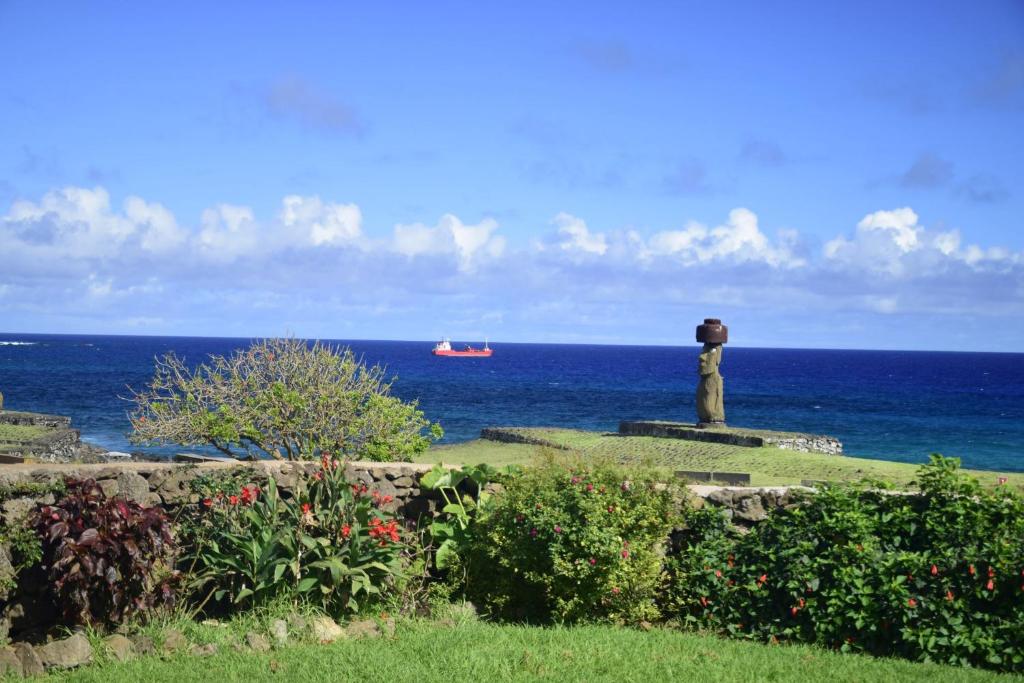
1,330 -> 1021,355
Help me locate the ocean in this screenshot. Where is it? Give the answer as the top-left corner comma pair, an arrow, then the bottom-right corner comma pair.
0,334 -> 1022,472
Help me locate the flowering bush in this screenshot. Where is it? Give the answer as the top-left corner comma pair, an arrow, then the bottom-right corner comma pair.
31,478 -> 178,628
182,454 -> 409,615
664,455 -> 1024,672
460,453 -> 683,624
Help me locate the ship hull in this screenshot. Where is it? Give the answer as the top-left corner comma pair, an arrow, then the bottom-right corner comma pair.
432,349 -> 493,357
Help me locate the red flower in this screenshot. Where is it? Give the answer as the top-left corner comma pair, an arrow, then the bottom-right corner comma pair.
757,574 -> 768,586
798,598 -> 805,608
699,596 -> 708,607
715,569 -> 722,578
790,607 -> 798,617
341,524 -> 351,538
228,495 -> 239,505
946,590 -> 954,601
987,566 -> 995,578
986,579 -> 995,591
907,598 -> 917,608
621,550 -> 629,559
607,506 -> 615,513
202,498 -> 213,508
611,587 -> 620,595
367,517 -> 399,544
589,558 -> 596,566
930,564 -> 938,576
554,525 -> 562,534
586,483 -> 594,492
301,503 -> 312,514
968,564 -> 976,576
313,471 -> 323,481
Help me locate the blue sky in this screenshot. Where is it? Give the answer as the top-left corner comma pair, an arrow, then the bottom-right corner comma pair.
1,1 -> 1022,350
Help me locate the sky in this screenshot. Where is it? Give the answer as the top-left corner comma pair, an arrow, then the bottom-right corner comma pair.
1,1 -> 1022,351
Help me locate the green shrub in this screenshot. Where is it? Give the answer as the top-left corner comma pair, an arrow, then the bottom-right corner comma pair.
665,455 -> 1024,672
181,455 -> 409,616
460,452 -> 683,624
32,479 -> 179,628
129,337 -> 442,461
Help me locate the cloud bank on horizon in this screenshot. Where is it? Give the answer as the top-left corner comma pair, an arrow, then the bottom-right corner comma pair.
1,185 -> 1020,350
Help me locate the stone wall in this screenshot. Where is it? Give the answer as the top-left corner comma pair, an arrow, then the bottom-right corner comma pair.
0,460 -> 814,531
688,484 -> 814,523
0,460 -> 439,524
0,412 -> 98,463
478,428 -> 570,450
618,420 -> 843,456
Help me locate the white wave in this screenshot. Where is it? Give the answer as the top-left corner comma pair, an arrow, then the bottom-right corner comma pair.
0,341 -> 35,346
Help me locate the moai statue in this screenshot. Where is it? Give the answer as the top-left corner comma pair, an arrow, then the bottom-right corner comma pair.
695,318 -> 727,426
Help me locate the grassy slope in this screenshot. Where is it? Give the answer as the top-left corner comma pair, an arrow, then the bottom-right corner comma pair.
43,619 -> 1013,683
0,423 -> 47,443
423,428 -> 1024,489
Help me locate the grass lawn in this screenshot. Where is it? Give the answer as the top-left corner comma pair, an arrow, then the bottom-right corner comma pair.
40,618 -> 1016,683
0,423 -> 47,444
423,428 -> 1024,490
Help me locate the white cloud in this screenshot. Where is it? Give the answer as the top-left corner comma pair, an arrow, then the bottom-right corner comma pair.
554,212 -> 608,255
643,208 -> 804,268
279,194 -> 362,247
196,204 -> 259,262
825,207 -> 1019,276
1,187 -> 1021,342
123,196 -> 187,253
4,186 -> 134,258
392,214 -> 505,272
855,207 -> 921,251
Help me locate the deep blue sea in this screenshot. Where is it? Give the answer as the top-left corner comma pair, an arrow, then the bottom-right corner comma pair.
0,334 -> 1022,472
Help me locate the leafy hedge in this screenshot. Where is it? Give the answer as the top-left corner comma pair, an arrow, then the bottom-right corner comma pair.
457,453 -> 683,624
664,456 -> 1024,671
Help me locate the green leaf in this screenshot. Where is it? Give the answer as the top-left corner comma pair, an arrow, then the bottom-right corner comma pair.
436,539 -> 458,569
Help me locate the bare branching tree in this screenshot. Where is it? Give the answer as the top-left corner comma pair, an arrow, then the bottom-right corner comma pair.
127,338 -> 442,461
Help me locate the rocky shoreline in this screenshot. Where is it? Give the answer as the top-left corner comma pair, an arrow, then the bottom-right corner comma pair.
0,411 -> 113,464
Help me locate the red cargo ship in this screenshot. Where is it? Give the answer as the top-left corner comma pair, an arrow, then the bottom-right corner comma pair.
431,338 -> 492,357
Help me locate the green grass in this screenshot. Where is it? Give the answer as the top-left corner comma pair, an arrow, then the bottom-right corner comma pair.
423,428 -> 1024,490
36,618 -> 1016,682
0,423 -> 47,444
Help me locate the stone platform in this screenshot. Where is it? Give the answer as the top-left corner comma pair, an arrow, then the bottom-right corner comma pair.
618,420 -> 842,456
